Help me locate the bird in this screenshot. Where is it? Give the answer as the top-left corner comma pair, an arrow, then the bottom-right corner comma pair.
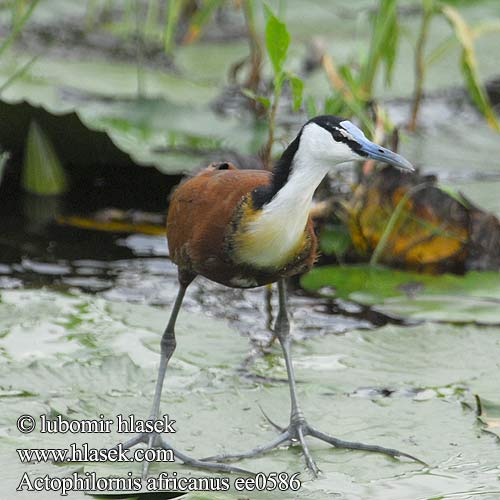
119,115 -> 419,477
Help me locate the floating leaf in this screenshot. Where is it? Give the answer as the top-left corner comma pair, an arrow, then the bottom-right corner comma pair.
21,119 -> 68,195
2,290 -> 500,498
301,264 -> 500,323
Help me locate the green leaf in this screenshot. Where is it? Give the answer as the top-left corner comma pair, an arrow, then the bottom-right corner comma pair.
21,120 -> 68,195
0,0 -> 40,58
0,54 -> 39,96
163,0 -> 184,55
264,5 -> 290,75
183,0 -> 224,45
360,0 -> 399,92
436,184 -> 470,207
2,289 -> 500,499
323,95 -> 345,115
301,264 -> 500,324
0,151 -> 9,188
441,5 -> 500,132
241,88 -> 271,109
319,225 -> 351,259
288,73 -> 304,112
305,95 -> 318,117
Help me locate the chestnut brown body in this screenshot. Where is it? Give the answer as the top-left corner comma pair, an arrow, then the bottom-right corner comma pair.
167,163 -> 317,288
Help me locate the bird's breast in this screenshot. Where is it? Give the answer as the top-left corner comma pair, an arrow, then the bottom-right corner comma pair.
228,197 -> 312,270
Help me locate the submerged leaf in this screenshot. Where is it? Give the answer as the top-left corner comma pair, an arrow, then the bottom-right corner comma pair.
21,119 -> 68,195
347,167 -> 469,271
0,151 -> 9,188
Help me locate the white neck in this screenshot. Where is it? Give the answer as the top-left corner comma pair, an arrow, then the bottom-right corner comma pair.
234,144 -> 328,268
234,123 -> 355,269
260,150 -> 330,242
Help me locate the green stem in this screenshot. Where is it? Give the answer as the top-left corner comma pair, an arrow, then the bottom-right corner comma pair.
242,0 -> 262,92
0,0 -> 40,58
0,53 -> 39,96
263,75 -> 282,169
135,0 -> 145,97
164,0 -> 183,55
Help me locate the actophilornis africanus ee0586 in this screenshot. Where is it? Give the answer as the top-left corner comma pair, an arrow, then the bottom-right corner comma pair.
121,115 -> 421,477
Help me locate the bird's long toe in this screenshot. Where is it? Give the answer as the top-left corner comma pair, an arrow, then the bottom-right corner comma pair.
201,431 -> 291,463
308,426 -> 426,465
158,437 -> 254,475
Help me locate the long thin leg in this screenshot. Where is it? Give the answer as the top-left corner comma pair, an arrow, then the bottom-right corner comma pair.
71,277 -> 254,476
202,280 -> 318,475
275,279 -> 305,426
123,280 -> 422,477
275,279 -> 320,476
199,279 -> 423,474
142,281 -> 187,479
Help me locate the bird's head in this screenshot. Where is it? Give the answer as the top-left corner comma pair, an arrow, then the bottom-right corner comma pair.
298,115 -> 414,172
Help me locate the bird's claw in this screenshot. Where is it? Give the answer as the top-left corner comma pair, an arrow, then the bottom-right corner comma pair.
258,404 -> 286,433
201,417 -> 424,477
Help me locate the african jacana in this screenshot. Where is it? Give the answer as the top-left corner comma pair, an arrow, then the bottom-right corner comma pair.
121,115 -> 419,477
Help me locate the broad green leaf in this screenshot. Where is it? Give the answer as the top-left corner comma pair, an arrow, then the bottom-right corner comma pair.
1,290 -> 500,499
301,264 -> 500,323
264,5 -> 290,75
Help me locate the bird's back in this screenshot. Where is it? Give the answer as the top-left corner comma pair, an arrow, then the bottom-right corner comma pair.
167,163 -> 316,287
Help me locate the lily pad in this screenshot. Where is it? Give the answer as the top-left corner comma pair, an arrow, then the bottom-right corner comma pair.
0,52 -> 258,174
1,289 -> 500,500
301,264 -> 500,323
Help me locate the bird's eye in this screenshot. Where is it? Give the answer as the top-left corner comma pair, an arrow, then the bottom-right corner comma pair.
378,148 -> 384,153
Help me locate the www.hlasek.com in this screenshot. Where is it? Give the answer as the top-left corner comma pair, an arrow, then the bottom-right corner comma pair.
15,413 -> 302,495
